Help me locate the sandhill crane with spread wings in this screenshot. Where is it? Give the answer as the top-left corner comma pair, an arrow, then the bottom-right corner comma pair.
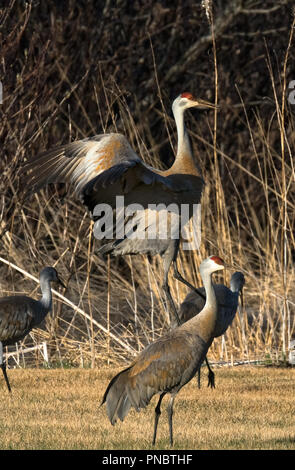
0,267 -> 65,392
22,93 -> 217,325
101,255 -> 226,446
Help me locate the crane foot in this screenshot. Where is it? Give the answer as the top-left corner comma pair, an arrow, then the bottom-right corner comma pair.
207,369 -> 215,389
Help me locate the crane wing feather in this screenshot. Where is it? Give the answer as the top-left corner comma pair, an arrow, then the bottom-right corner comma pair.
126,331 -> 206,404
81,160 -> 204,214
0,296 -> 36,344
102,330 -> 208,424
21,133 -> 141,196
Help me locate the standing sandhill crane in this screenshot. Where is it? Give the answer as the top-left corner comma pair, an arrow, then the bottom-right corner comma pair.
0,267 -> 65,392
21,93 -> 217,326
101,255 -> 226,446
179,271 -> 245,388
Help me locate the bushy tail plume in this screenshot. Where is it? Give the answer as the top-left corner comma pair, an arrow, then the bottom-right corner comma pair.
101,366 -> 132,425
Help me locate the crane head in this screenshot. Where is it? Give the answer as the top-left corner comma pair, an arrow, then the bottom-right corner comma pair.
40,267 -> 66,288
200,255 -> 225,275
175,92 -> 218,110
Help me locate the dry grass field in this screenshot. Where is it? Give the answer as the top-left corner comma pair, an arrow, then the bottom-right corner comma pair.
0,365 -> 294,450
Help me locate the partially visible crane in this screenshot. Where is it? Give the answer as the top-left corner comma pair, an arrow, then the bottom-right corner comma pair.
179,271 -> 245,334
0,267 -> 65,392
101,255 -> 226,446
179,271 -> 245,388
21,93 -> 217,326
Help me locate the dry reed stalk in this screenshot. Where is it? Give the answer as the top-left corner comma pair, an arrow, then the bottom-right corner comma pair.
0,255 -> 137,356
87,221 -> 95,368
107,254 -> 111,365
1,2 -> 294,368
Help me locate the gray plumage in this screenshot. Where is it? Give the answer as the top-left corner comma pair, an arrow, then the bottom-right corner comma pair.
101,255 -> 225,446
0,267 -> 64,392
21,93 -> 217,326
179,271 -> 245,337
179,271 -> 245,388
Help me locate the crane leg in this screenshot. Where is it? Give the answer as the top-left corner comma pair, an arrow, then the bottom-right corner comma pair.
0,342 -> 11,393
162,280 -> 180,328
205,357 -> 215,389
1,363 -> 11,393
162,249 -> 180,328
167,394 -> 176,446
196,359 -> 215,389
197,367 -> 201,388
172,261 -> 206,300
152,392 -> 166,445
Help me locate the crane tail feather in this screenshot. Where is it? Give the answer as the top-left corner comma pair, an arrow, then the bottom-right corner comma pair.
102,366 -> 133,424
117,395 -> 132,422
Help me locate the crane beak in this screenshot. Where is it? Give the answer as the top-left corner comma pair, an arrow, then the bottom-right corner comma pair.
193,99 -> 219,110
223,261 -> 233,272
57,277 -> 66,289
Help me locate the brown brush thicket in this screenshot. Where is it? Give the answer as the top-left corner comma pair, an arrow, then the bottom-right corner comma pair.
0,0 -> 294,368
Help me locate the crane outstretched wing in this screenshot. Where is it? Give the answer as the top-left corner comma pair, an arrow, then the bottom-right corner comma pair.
22,131 -> 204,211
84,163 -> 203,254
81,159 -> 203,211
21,133 -> 142,195
22,132 -> 204,250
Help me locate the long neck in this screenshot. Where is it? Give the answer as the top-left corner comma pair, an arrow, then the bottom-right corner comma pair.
35,278 -> 52,324
202,271 -> 217,311
168,104 -> 202,176
183,270 -> 218,343
174,105 -> 191,157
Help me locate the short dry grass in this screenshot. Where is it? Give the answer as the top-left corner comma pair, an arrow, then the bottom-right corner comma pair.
0,366 -> 294,450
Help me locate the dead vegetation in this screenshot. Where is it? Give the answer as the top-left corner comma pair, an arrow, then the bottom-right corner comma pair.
0,0 -> 294,368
